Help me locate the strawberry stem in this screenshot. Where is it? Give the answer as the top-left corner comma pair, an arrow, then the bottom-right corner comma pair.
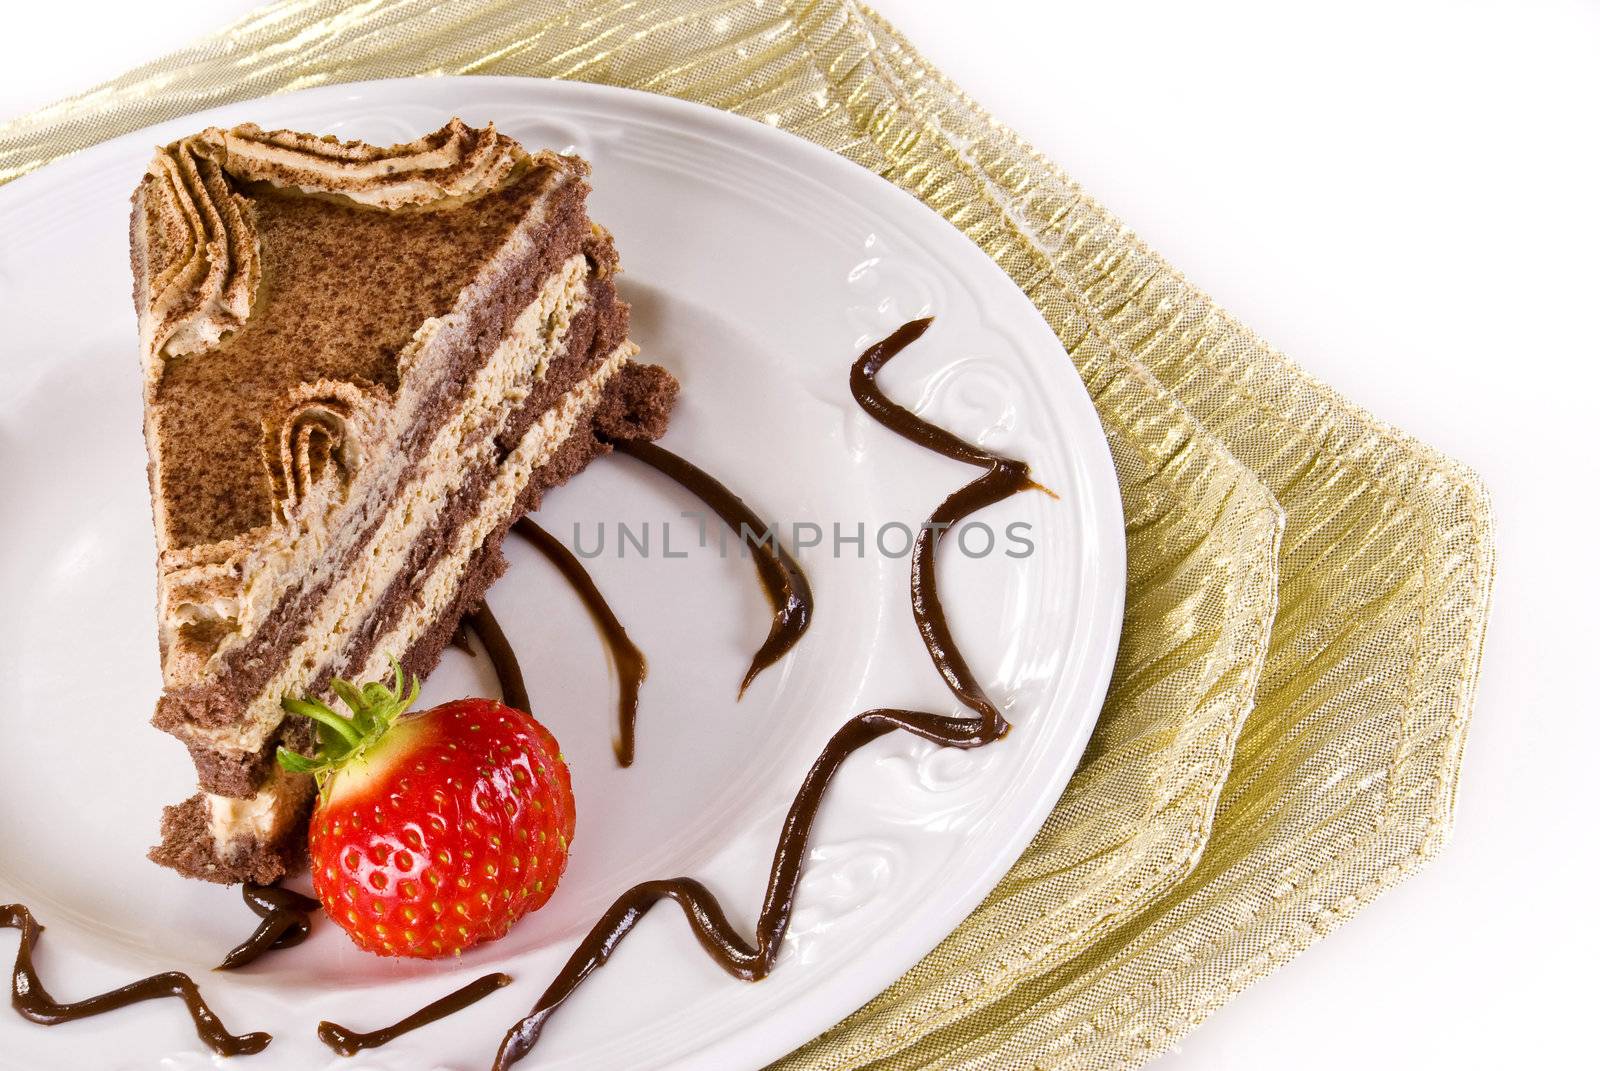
284,698 -> 365,748
275,659 -> 420,795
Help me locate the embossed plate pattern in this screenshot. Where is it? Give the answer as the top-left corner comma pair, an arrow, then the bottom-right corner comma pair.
0,78 -> 1123,1070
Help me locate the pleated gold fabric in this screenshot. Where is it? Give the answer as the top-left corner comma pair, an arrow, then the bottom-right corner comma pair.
0,3 -> 1495,1068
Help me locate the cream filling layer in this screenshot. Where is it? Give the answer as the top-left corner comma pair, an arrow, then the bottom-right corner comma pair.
205,762 -> 311,852
204,344 -> 631,854
350,341 -> 633,684
180,253 -> 591,760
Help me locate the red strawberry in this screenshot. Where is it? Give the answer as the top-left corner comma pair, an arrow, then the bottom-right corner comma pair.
276,663 -> 574,958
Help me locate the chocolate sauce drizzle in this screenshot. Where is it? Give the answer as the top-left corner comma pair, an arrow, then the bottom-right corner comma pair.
317,972 -> 512,1055
217,883 -> 320,970
512,517 -> 649,766
2,902 -> 271,1056
492,318 -> 1039,1070
851,317 -> 1046,711
465,602 -> 531,713
608,437 -> 814,697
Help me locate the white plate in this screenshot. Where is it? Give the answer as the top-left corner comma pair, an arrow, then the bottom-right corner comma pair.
0,77 -> 1123,1070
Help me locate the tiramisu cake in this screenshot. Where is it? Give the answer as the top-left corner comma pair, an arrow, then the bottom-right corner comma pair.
130,119 -> 676,883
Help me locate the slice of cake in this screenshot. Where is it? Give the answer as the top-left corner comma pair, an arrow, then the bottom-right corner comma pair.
129,119 -> 676,883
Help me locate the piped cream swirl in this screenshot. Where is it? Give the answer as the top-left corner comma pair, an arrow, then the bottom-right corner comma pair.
206,119 -> 529,210
260,378 -> 389,531
138,138 -> 258,364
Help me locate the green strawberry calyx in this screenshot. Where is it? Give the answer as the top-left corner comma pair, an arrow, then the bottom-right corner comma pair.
275,658 -> 420,796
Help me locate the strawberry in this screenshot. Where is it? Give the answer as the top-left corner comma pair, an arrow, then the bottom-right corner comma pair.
276,662 -> 574,958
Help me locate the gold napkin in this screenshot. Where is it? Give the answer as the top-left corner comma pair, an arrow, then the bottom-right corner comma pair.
0,3 -> 1494,1068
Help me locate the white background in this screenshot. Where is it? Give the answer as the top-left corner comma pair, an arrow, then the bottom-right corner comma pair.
4,2 -> 1597,1068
